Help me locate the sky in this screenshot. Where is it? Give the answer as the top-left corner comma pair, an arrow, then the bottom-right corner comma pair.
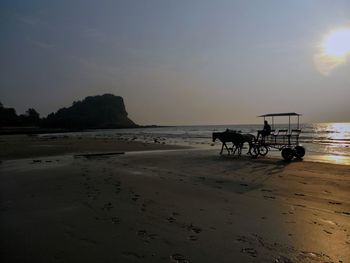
1,0 -> 350,125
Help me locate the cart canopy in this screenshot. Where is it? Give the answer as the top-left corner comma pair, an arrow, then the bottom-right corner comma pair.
258,112 -> 302,117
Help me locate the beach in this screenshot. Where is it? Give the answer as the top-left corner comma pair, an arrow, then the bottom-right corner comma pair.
1,136 -> 349,263
0,134 -> 186,160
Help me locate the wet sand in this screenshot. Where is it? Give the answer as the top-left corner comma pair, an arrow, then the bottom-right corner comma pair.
1,146 -> 349,263
0,134 -> 186,160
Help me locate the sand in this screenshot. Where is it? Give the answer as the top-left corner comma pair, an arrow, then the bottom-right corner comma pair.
1,137 -> 350,262
0,134 -> 186,160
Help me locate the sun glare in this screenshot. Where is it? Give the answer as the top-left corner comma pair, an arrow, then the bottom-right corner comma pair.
323,28 -> 350,57
314,26 -> 350,75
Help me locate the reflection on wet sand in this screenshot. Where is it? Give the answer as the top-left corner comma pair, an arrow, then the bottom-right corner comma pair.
309,154 -> 350,166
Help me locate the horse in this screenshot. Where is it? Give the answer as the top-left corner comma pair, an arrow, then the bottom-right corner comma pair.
212,130 -> 245,156
241,133 -> 256,156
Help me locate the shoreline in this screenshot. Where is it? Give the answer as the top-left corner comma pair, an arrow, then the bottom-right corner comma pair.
0,134 -> 189,161
1,133 -> 350,166
0,125 -> 175,136
2,145 -> 350,169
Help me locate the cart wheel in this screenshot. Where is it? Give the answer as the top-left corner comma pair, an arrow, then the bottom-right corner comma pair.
258,145 -> 268,156
294,146 -> 305,159
250,145 -> 259,158
281,148 -> 294,161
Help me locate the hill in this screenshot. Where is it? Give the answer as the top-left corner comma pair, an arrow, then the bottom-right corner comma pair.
43,94 -> 137,129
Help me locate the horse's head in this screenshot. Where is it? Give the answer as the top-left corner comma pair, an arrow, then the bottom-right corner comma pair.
212,132 -> 218,142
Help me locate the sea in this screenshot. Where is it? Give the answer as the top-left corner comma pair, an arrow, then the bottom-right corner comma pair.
43,123 -> 350,165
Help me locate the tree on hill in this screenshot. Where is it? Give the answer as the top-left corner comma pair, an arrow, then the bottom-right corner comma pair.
0,104 -> 19,126
0,102 -> 41,127
18,108 -> 41,126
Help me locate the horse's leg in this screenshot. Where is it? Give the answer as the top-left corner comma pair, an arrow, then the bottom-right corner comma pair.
232,144 -> 237,156
237,143 -> 242,157
224,143 -> 230,155
220,143 -> 224,155
247,142 -> 252,155
240,143 -> 243,156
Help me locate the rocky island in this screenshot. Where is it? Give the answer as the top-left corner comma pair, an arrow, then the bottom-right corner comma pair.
43,94 -> 137,129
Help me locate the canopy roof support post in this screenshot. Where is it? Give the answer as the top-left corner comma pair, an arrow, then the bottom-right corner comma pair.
297,116 -> 300,130
288,116 -> 291,134
272,116 -> 274,129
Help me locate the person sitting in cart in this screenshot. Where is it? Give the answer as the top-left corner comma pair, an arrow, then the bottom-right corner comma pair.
258,120 -> 271,141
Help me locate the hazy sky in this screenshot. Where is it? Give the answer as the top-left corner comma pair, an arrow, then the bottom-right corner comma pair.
1,0 -> 350,125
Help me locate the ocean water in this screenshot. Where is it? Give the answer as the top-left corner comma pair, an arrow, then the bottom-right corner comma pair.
44,123 -> 350,165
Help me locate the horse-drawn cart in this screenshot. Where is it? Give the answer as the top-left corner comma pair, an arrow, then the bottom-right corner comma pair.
250,112 -> 305,161
212,112 -> 306,161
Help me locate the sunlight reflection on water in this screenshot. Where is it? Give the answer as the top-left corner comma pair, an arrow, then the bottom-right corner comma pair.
317,154 -> 350,165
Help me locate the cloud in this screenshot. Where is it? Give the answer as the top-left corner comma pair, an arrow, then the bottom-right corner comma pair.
313,53 -> 347,76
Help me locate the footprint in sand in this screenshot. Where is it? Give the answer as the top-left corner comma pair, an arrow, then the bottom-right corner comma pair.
170,253 -> 190,263
102,202 -> 113,210
111,217 -> 120,224
241,247 -> 257,258
137,230 -> 147,237
188,235 -> 198,241
261,189 -> 273,193
132,194 -> 140,201
294,193 -> 305,196
140,203 -> 147,212
187,224 -> 202,234
328,201 -> 342,205
323,230 -> 332,234
167,217 -> 176,223
263,195 -> 276,200
236,235 -> 249,243
335,211 -> 350,216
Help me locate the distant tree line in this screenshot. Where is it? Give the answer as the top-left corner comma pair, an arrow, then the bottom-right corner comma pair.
0,94 -> 137,129
0,102 -> 40,127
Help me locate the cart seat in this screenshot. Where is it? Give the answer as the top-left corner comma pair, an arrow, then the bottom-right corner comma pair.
291,129 -> 301,135
277,129 -> 288,135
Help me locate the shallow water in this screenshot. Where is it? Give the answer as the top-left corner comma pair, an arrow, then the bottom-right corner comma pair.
40,123 -> 350,165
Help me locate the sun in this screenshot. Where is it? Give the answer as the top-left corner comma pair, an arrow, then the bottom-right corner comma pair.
314,26 -> 350,75
323,27 -> 350,57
